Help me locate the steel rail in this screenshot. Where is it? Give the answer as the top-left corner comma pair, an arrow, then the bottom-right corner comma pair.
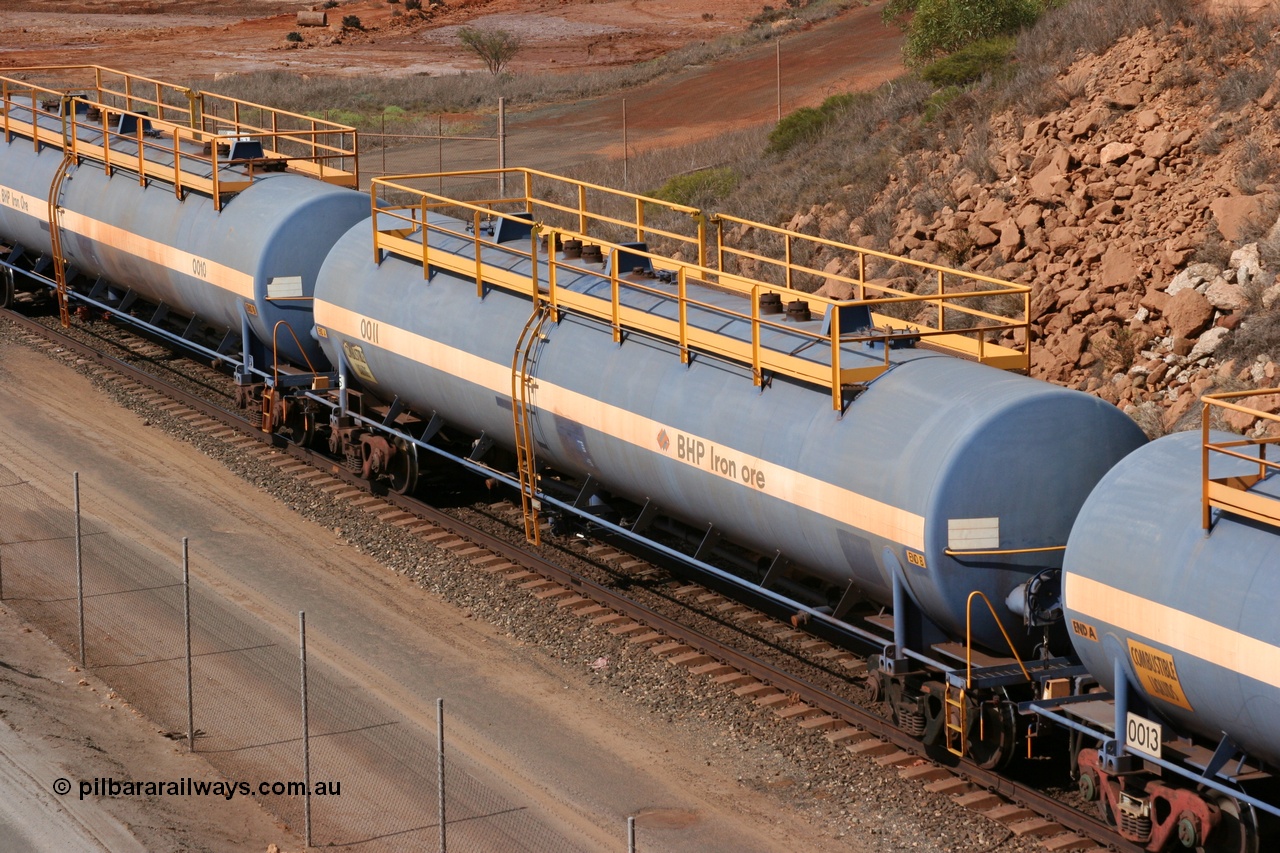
1,306 -> 1143,853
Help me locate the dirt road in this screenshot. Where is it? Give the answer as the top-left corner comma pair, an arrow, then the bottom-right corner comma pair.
0,1 -> 904,181
383,3 -> 904,176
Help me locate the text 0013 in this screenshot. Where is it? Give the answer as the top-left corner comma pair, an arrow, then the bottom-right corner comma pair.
1125,711 -> 1162,760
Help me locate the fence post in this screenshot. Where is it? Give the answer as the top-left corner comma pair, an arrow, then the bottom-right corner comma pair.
183,537 -> 194,752
628,815 -> 636,853
299,611 -> 313,848
776,39 -> 782,123
437,697 -> 447,853
497,97 -> 506,197
1,543 -> 4,601
74,471 -> 85,666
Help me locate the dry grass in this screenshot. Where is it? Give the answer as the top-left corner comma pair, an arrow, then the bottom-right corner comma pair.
199,0 -> 1236,307
1237,138 -> 1280,195
565,0 -> 1200,291
1001,0 -> 1191,113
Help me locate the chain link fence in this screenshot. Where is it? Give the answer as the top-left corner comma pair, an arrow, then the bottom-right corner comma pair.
0,463 -> 587,852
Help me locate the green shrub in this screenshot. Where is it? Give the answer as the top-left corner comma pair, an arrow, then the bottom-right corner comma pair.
458,27 -> 524,76
649,167 -> 739,208
285,31 -> 303,43
752,6 -> 792,26
405,0 -> 422,8
342,15 -> 363,30
922,85 -> 964,121
766,92 -> 865,154
922,35 -> 1016,86
885,0 -> 1041,64
767,106 -> 824,154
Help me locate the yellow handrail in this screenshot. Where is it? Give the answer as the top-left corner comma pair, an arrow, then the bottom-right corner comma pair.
713,211 -> 1031,363
369,170 -> 1031,409
963,590 -> 1030,689
0,65 -> 358,207
1202,389 -> 1280,530
944,545 -> 1066,556
272,320 -> 321,388
377,168 -> 706,264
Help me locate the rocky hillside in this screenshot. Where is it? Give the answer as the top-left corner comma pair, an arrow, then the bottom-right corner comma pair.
806,11 -> 1280,438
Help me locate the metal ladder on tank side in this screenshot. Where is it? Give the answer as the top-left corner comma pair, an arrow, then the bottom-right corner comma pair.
47,153 -> 74,328
511,304 -> 551,546
944,684 -> 967,757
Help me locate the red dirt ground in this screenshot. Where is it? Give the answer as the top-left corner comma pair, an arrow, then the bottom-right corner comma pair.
0,1 -> 884,80
0,1 -> 905,166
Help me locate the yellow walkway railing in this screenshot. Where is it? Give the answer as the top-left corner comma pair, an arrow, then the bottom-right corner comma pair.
713,212 -> 1031,368
1202,389 -> 1280,530
370,169 -> 1031,410
0,66 -> 358,208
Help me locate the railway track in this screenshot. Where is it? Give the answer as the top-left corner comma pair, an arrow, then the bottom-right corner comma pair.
2,306 -> 1145,853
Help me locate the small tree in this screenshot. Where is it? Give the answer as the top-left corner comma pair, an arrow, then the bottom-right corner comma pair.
883,0 -> 1039,64
457,27 -> 523,76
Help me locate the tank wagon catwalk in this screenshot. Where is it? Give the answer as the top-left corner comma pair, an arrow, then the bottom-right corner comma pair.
1,64 -> 1278,853
311,169 -> 1143,668
0,65 -> 364,415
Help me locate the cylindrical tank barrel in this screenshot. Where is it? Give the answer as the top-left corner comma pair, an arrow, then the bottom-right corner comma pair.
0,139 -> 368,366
1063,431 -> 1280,768
315,220 -> 1146,653
296,11 -> 328,26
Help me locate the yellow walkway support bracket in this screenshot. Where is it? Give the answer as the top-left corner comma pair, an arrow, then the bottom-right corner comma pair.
946,590 -> 1031,758
370,169 -> 1031,411
1202,389 -> 1280,530
1,65 -> 358,211
47,152 -> 73,328
512,304 -> 551,546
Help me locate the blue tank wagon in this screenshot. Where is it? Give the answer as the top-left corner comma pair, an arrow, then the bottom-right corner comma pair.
0,66 -> 1274,850
1058,393 -> 1280,851
0,67 -> 367,388
312,170 -> 1146,761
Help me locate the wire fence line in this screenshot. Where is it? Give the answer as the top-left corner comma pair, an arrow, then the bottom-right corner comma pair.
0,463 -> 588,852
360,109 -> 502,183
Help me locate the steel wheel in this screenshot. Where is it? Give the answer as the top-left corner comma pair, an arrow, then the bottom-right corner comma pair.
1199,794 -> 1259,853
967,700 -> 1018,771
387,438 -> 418,495
276,399 -> 315,448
